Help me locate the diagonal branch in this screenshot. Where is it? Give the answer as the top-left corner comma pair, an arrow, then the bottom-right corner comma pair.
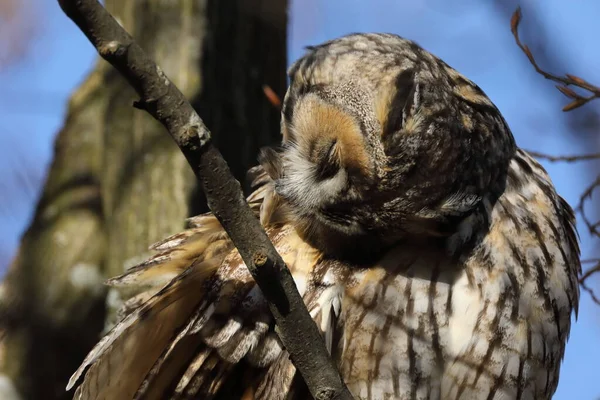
56,1 -> 353,399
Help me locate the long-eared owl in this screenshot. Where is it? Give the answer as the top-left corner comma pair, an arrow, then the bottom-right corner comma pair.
68,33 -> 580,400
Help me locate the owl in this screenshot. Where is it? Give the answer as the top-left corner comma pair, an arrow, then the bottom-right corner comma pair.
67,33 -> 580,400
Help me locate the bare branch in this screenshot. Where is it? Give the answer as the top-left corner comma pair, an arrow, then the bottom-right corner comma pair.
526,150 -> 600,163
511,7 -> 600,111
581,258 -> 600,265
57,0 -> 353,399
512,7 -> 600,305
575,174 -> 600,236
574,174 -> 600,304
526,154 -> 600,303
574,173 -> 600,304
579,258 -> 600,306
580,281 -> 600,306
580,263 -> 600,280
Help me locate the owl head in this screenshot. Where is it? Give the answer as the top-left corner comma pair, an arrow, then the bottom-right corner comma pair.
264,33 -> 516,260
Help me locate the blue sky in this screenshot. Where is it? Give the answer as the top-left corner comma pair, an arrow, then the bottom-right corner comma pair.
1,0 -> 599,398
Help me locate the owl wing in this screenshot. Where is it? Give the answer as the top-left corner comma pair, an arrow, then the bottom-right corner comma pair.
67,164 -> 344,400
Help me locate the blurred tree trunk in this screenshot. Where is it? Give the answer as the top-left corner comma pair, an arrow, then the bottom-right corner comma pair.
0,0 -> 287,399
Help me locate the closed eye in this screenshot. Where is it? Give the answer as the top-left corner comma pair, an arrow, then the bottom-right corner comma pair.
314,140 -> 339,181
320,207 -> 352,226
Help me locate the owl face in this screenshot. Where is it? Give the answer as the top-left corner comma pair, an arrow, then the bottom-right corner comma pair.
275,92 -> 379,239
270,33 -> 516,258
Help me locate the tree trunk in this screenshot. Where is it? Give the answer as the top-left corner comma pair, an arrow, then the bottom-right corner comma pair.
0,1 -> 287,399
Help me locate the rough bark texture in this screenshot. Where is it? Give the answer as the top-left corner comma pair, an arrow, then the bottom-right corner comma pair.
0,1 -> 286,399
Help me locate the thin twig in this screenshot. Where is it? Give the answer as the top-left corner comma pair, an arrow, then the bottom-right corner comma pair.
512,7 -> 600,308
57,1 -> 353,399
526,150 -> 600,163
574,174 -> 600,304
575,174 -> 600,237
580,281 -> 600,306
579,259 -> 600,305
579,254 -> 600,307
511,7 -> 600,111
581,258 -> 600,265
580,263 -> 600,283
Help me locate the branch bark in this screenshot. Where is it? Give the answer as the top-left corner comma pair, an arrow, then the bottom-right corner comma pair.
57,1 -> 354,399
